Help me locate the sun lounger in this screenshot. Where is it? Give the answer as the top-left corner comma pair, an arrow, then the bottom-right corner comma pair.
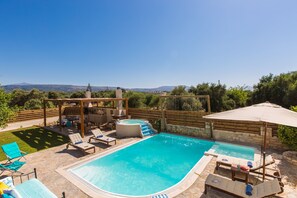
1,142 -> 27,163
216,155 -> 275,172
204,174 -> 283,198
89,129 -> 116,145
0,161 -> 25,175
66,133 -> 95,155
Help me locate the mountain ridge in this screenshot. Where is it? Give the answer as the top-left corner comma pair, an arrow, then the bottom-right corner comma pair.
1,83 -> 183,93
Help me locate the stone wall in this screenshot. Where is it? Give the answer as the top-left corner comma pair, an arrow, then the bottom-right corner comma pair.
166,124 -> 287,150
166,124 -> 211,139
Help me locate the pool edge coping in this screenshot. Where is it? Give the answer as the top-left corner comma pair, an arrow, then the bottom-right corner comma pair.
56,134 -> 213,198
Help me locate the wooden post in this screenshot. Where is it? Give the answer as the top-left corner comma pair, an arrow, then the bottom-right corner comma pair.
112,101 -> 115,109
80,101 -> 85,138
262,151 -> 266,181
125,98 -> 128,118
262,122 -> 268,181
43,100 -> 47,126
58,101 -> 62,131
207,95 -> 211,113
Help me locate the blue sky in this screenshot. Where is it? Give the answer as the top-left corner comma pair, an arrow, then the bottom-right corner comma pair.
0,0 -> 296,88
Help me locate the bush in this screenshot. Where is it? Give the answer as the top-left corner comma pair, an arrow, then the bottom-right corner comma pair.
277,106 -> 297,150
0,87 -> 15,128
24,99 -> 43,110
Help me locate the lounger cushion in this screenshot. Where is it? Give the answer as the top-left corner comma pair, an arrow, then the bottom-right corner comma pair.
9,189 -> 22,198
2,193 -> 14,198
75,142 -> 94,150
97,136 -> 116,142
15,178 -> 57,198
0,182 -> 10,194
0,177 -> 14,189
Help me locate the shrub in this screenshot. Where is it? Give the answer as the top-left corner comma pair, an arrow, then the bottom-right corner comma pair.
0,87 -> 15,128
277,106 -> 297,150
24,99 -> 43,110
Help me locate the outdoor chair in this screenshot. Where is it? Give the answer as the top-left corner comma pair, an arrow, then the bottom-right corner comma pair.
66,133 -> 95,155
204,174 -> 283,198
0,161 -> 25,175
89,128 -> 116,145
0,168 -> 65,198
1,142 -> 27,163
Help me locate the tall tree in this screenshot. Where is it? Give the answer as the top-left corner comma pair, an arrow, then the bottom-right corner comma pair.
0,86 -> 15,128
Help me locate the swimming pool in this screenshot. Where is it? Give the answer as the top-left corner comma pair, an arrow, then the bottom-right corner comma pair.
119,119 -> 147,125
69,133 -> 255,197
211,141 -> 255,161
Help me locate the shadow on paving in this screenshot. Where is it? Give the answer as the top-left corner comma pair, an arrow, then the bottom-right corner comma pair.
12,127 -> 69,151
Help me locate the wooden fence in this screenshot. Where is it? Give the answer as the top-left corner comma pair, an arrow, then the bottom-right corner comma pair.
129,108 -> 278,136
9,108 -> 278,136
9,108 -> 59,123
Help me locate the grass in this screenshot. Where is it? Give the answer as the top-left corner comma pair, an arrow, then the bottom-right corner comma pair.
0,126 -> 69,161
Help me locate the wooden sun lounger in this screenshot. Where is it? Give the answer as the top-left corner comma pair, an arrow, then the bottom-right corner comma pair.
216,155 -> 281,181
216,155 -> 275,171
67,133 -> 95,155
204,174 -> 283,198
89,129 -> 116,145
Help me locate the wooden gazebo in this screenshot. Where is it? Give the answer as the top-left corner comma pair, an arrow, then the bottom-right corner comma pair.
43,98 -> 129,137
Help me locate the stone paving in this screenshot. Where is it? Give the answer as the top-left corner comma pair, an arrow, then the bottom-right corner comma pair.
1,131 -> 296,198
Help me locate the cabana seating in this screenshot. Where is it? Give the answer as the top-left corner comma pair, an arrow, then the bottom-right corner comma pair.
89,129 -> 116,145
0,169 -> 65,198
1,142 -> 27,163
204,174 -> 283,198
66,133 -> 95,155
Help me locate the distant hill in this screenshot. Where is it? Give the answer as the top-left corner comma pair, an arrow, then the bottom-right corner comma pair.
1,83 -> 179,93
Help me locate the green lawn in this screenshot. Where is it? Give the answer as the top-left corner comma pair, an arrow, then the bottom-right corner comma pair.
0,127 -> 69,161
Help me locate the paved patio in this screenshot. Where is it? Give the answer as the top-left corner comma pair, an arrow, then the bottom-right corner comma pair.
1,131 -> 296,198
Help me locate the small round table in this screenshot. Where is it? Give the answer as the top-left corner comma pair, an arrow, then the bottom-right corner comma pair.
231,164 -> 250,184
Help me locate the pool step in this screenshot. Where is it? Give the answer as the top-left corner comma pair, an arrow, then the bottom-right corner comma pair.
140,124 -> 155,137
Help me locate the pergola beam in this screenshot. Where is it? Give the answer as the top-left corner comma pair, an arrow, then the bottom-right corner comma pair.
43,97 -> 129,138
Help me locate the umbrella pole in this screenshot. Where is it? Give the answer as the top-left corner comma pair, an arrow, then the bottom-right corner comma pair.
262,122 -> 267,181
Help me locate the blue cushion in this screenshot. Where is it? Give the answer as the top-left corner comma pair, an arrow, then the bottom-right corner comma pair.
2,193 -> 14,198
96,135 -> 103,138
75,141 -> 83,144
247,161 -> 253,168
246,184 -> 253,196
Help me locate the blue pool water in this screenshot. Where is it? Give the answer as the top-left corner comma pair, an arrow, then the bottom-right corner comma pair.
70,133 -> 255,196
119,119 -> 147,125
212,142 -> 255,161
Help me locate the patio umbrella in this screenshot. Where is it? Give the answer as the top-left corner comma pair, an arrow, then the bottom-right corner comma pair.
203,102 -> 297,180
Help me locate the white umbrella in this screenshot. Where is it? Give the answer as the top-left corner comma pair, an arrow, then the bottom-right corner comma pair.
203,102 -> 297,180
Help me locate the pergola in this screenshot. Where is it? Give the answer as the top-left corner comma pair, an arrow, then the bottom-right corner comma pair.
43,98 -> 129,137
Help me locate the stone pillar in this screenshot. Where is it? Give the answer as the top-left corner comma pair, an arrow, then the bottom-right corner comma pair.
116,88 -> 123,110
85,83 -> 92,107
205,122 -> 213,139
